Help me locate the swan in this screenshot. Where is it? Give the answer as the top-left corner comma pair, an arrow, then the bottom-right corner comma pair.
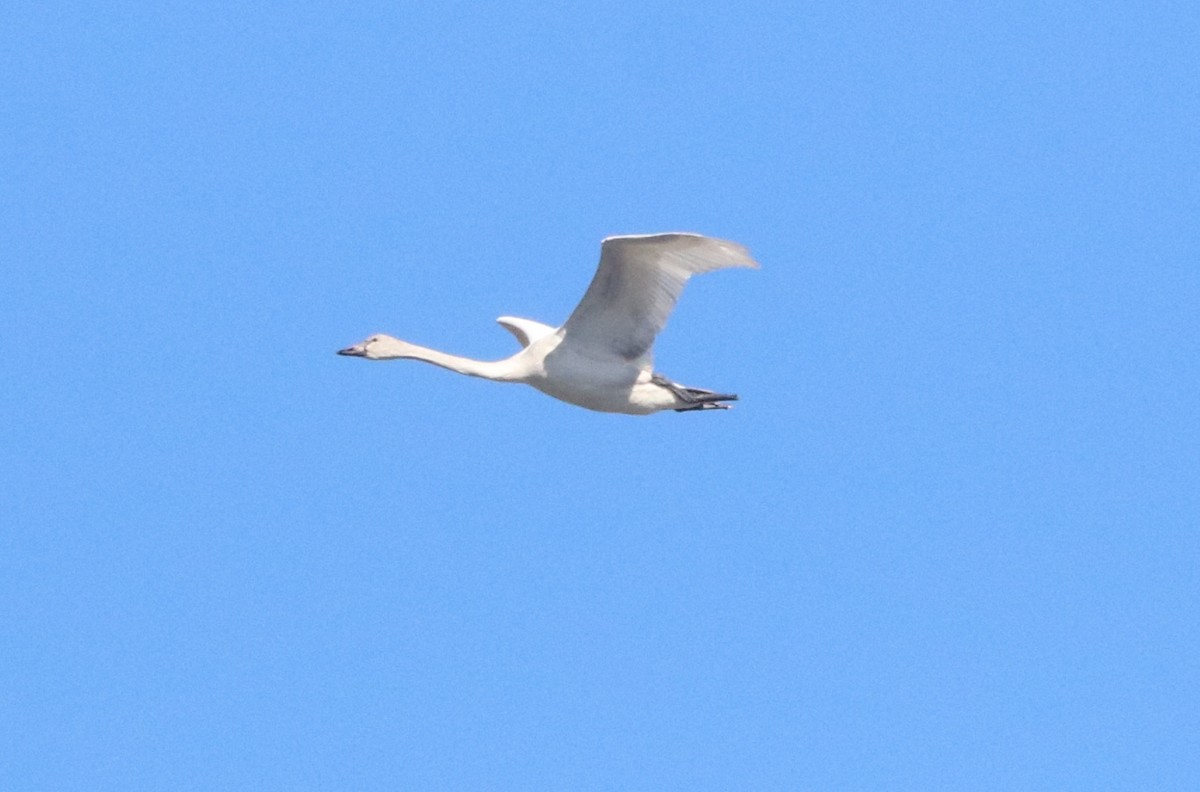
337,232 -> 758,415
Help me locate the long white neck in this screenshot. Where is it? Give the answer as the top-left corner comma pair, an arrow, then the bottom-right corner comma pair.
372,336 -> 518,381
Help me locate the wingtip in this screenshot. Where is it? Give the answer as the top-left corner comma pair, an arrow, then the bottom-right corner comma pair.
601,232 -> 759,269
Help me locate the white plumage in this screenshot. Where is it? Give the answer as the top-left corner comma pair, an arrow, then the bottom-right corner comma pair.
338,232 -> 758,415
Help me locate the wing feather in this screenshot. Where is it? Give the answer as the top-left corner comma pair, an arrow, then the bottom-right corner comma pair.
496,316 -> 556,348
560,233 -> 757,362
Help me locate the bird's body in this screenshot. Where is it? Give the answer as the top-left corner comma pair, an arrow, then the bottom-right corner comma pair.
527,335 -> 671,415
338,233 -> 757,415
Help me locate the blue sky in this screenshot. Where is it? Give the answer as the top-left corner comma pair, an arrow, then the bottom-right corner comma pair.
3,1 -> 1198,789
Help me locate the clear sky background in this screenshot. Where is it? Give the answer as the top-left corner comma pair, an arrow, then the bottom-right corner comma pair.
3,1 -> 1198,789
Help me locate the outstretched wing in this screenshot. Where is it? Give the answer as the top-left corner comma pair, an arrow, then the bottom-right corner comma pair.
560,233 -> 757,362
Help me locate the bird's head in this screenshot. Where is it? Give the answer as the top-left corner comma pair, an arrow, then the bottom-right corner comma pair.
337,334 -> 402,359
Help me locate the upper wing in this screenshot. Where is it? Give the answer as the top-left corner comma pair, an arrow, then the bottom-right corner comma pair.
560,233 -> 758,362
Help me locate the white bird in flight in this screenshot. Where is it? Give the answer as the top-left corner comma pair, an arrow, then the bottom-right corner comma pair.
338,232 -> 758,415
